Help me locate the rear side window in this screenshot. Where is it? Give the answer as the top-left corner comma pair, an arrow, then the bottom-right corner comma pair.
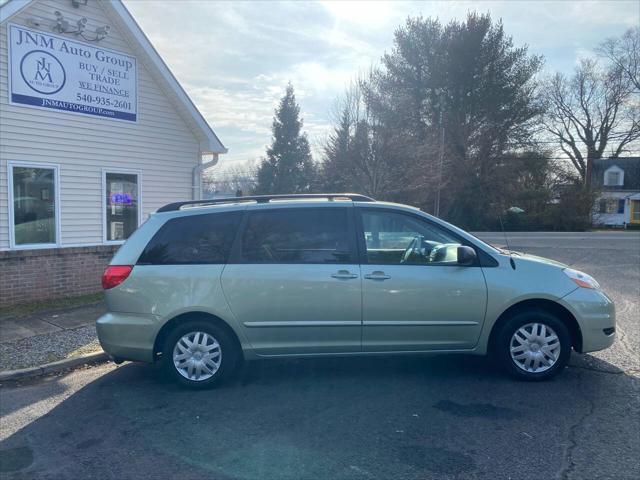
138,211 -> 242,265
237,208 -> 354,264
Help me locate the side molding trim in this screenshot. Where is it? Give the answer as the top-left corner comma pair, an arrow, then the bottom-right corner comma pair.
364,321 -> 479,327
243,321 -> 361,328
243,320 -> 478,328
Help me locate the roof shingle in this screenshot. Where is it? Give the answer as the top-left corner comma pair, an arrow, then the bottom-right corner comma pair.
591,157 -> 640,191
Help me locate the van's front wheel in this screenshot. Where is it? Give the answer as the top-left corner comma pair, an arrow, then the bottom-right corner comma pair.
162,321 -> 238,388
496,310 -> 571,381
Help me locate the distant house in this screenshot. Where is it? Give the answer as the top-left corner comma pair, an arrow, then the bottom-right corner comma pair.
591,158 -> 640,228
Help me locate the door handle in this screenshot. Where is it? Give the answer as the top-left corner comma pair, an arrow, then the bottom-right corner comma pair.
364,271 -> 391,280
331,270 -> 358,279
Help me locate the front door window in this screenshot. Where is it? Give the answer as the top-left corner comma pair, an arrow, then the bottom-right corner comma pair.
361,209 -> 462,265
105,172 -> 139,241
631,200 -> 640,224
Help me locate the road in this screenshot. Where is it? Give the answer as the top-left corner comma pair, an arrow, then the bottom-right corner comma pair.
1,232 -> 639,480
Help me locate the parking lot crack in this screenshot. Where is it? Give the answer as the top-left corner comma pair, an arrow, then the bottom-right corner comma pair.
614,322 -> 637,364
568,364 -> 624,375
556,372 -> 597,480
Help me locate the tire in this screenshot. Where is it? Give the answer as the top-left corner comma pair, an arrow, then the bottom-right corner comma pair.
162,320 -> 239,389
495,310 -> 571,381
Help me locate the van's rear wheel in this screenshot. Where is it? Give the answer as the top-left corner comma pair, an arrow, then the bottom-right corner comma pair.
162,320 -> 238,388
496,310 -> 571,381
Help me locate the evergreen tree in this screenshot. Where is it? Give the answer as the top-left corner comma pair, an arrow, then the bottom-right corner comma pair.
255,84 -> 315,194
320,13 -> 544,228
378,13 -> 544,228
320,108 -> 351,192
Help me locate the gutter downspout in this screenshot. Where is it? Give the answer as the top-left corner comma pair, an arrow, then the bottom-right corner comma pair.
193,153 -> 219,200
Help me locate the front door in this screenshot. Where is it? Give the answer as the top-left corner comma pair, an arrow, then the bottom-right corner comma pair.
357,208 -> 488,352
222,205 -> 362,355
630,200 -> 640,225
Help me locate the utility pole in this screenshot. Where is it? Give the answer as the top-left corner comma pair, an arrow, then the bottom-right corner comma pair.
434,92 -> 445,217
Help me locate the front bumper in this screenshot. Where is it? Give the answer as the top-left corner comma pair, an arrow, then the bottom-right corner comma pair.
562,288 -> 616,353
96,312 -> 160,362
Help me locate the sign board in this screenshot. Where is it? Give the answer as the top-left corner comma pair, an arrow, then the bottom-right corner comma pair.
110,192 -> 133,205
8,24 -> 137,122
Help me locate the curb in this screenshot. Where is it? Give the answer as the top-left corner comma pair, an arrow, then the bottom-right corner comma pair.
0,351 -> 110,382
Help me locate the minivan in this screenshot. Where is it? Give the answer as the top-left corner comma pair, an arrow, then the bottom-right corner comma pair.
96,194 -> 615,388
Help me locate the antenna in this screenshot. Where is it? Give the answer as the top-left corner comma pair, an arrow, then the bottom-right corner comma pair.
498,213 -> 516,270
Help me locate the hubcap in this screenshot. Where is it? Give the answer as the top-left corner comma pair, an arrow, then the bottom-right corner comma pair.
173,331 -> 221,381
510,322 -> 561,373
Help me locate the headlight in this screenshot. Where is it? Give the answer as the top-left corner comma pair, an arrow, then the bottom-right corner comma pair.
563,268 -> 600,289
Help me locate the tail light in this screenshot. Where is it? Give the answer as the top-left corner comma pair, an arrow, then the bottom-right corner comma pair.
102,265 -> 133,289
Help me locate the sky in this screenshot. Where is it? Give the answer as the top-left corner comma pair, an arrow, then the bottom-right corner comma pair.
124,0 -> 640,171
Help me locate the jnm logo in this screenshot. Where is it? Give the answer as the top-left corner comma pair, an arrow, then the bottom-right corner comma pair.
19,50 -> 66,95
34,56 -> 53,83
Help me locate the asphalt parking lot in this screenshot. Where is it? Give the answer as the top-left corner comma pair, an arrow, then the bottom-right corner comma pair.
1,232 -> 638,480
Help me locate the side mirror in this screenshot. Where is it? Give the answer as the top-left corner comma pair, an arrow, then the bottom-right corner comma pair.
457,245 -> 477,266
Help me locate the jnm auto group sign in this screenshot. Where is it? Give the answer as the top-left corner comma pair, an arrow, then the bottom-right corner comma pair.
8,24 -> 137,122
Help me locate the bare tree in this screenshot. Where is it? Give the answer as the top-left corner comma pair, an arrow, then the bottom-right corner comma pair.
204,160 -> 258,198
543,58 -> 640,183
597,27 -> 639,92
319,75 -> 396,197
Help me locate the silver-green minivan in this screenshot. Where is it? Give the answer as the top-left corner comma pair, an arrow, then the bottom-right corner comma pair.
96,194 -> 615,388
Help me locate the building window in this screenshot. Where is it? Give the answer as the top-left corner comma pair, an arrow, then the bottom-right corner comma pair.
9,163 -> 59,247
598,199 -> 606,214
604,168 -> 623,186
599,198 -> 621,214
104,171 -> 140,242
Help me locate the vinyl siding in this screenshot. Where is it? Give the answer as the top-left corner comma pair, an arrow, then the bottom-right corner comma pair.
0,0 -> 202,249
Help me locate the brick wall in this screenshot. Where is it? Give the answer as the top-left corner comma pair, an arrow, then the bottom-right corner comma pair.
0,245 -> 120,307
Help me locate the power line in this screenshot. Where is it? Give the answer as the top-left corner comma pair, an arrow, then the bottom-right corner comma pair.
207,154 -> 640,179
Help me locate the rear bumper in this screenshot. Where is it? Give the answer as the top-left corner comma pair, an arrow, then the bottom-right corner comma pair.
562,288 -> 616,353
96,312 -> 160,362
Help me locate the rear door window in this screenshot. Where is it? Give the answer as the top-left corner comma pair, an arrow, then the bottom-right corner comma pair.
237,208 -> 355,264
138,211 -> 242,265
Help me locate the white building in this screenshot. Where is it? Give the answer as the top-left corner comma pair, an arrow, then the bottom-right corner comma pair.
592,158 -> 640,228
0,0 -> 226,306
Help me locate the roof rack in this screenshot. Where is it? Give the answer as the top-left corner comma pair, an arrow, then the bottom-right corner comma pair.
156,193 -> 375,213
